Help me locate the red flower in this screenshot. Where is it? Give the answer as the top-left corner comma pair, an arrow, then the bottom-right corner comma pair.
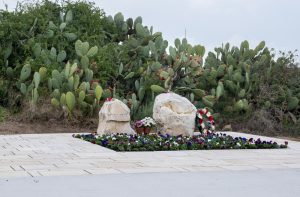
198,110 -> 204,115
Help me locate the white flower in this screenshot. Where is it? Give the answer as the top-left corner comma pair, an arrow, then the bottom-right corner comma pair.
140,117 -> 156,127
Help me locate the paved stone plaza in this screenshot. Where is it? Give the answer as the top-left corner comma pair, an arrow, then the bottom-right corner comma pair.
1,169 -> 300,197
0,132 -> 299,178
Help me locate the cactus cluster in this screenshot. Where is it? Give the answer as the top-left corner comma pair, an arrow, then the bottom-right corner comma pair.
75,40 -> 98,68
197,41 -> 300,125
101,13 -> 170,119
1,1 -> 299,131
17,63 -> 43,105
46,9 -> 77,41
13,35 -> 102,117
45,39 -> 100,116
30,9 -> 75,62
150,38 -> 205,99
32,43 -> 67,65
197,41 -> 268,113
104,13 -> 299,123
48,61 -> 103,116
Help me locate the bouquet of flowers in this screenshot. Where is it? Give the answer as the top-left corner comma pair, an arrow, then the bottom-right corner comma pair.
134,117 -> 156,128
134,117 -> 156,135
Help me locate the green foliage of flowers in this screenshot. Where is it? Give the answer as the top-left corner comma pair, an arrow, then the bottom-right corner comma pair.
73,133 -> 288,152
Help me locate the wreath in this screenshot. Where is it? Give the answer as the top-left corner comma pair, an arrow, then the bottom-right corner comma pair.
196,108 -> 215,134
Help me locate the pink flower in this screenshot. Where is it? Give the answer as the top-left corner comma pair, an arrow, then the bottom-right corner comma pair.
134,120 -> 143,128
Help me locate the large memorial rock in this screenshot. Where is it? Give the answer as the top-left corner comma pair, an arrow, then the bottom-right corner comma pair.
153,93 -> 197,136
97,99 -> 135,135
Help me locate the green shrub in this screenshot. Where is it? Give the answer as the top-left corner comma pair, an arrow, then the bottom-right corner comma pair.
0,106 -> 8,122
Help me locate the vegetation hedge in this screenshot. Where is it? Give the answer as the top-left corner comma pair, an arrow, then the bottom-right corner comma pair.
0,0 -> 299,136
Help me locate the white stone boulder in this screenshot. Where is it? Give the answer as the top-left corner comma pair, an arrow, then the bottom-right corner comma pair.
97,99 -> 135,135
153,93 -> 197,136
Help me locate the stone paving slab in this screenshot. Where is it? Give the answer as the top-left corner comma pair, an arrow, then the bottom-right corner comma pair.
0,132 -> 299,178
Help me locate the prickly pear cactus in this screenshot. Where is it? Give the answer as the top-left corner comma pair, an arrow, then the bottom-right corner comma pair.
20,64 -> 31,82
66,91 -> 76,114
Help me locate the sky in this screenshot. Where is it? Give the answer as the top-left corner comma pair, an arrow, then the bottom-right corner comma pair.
1,0 -> 300,59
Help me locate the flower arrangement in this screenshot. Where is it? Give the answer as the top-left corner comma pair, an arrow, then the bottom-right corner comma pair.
134,117 -> 156,134
73,133 -> 288,152
134,117 -> 156,128
196,108 -> 215,134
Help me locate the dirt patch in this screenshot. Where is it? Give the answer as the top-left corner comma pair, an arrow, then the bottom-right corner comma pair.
0,105 -> 99,135
0,120 -> 97,135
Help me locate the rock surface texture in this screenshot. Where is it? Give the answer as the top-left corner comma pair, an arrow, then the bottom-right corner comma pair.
153,93 -> 197,136
97,99 -> 135,135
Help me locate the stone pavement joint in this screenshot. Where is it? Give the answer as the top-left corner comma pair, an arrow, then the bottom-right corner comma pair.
0,132 -> 299,178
